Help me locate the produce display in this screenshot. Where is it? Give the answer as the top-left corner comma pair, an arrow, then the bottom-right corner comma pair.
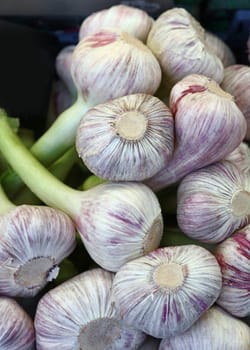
0,3 -> 249,350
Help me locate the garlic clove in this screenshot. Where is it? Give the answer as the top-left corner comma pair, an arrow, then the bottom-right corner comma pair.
177,160 -> 250,243
146,74 -> 247,191
224,142 -> 250,172
221,64 -> 250,140
214,227 -> 250,317
35,268 -> 146,350
0,205 -> 76,297
75,93 -> 174,181
159,306 -> 250,350
0,296 -> 35,350
79,4 -> 154,43
112,245 -> 222,338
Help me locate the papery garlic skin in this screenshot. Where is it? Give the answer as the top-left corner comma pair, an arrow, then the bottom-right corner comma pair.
147,8 -> 224,89
214,227 -> 250,317
221,64 -> 250,140
146,74 -> 247,191
71,27 -> 162,106
0,205 -> 76,297
112,245 -> 222,338
76,93 -> 174,181
224,142 -> 250,172
75,182 -> 163,272
0,296 -> 35,350
159,306 -> 250,350
35,268 -> 146,350
79,4 -> 153,42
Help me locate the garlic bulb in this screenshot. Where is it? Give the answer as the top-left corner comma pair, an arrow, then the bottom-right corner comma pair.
0,296 -> 35,350
204,31 -> 236,67
0,204 -> 76,297
224,142 -> 250,171
146,74 -> 247,191
159,306 -> 250,350
76,93 -> 174,181
214,227 -> 250,317
79,4 -> 153,42
112,245 -> 222,338
177,160 -> 250,243
221,64 -> 250,140
35,268 -> 146,350
147,7 -> 224,90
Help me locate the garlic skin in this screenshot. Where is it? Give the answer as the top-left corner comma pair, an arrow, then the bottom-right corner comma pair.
0,296 -> 35,350
35,268 -> 146,350
76,182 -> 163,272
0,205 -> 76,297
221,64 -> 250,140
71,27 -> 162,106
76,93 -> 174,181
177,160 -> 250,243
214,227 -> 250,317
159,306 -> 250,350
112,245 -> 222,338
146,74 -> 247,191
224,142 -> 250,171
204,31 -> 236,67
147,8 -> 224,89
79,4 -> 153,42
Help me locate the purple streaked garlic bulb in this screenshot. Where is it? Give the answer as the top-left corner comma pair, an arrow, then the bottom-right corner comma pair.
79,4 -> 153,42
159,306 -> 250,350
204,31 -> 236,67
221,64 -> 250,140
112,245 -> 222,338
214,227 -> 250,317
76,93 -> 174,181
0,296 -> 35,350
0,204 -> 76,297
145,74 -> 247,191
35,268 -> 146,350
177,160 -> 250,243
147,8 -> 224,90
224,142 -> 250,171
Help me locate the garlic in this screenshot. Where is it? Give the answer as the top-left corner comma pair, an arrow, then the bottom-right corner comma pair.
145,74 -> 247,191
147,8 -> 224,91
204,31 -> 236,67
76,93 -> 174,181
221,64 -> 250,140
224,142 -> 250,171
159,306 -> 250,350
0,296 -> 35,350
177,160 -> 250,243
112,245 -> 222,338
35,268 -> 146,350
79,4 -> 154,42
214,226 -> 250,317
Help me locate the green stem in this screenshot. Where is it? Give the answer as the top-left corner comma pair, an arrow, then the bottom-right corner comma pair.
0,182 -> 16,214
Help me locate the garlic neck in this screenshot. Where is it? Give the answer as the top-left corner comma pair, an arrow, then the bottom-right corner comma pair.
231,190 -> 250,217
207,80 -> 233,100
0,184 -> 15,214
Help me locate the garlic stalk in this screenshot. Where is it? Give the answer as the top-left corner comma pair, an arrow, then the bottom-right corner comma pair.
0,296 -> 35,350
76,93 -> 174,181
35,268 -> 146,350
221,64 -> 250,140
159,306 -> 250,350
0,110 -> 163,272
0,183 -> 76,297
79,4 -> 154,42
145,74 -> 247,191
177,160 -> 250,243
112,245 -> 222,338
214,226 -> 250,317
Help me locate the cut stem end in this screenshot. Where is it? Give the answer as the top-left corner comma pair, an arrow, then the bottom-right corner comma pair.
153,262 -> 185,289
143,215 -> 163,254
115,111 -> 148,141
231,190 -> 250,217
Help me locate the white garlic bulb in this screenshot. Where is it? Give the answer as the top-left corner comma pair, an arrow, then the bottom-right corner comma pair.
79,4 -> 154,42
76,93 -> 174,181
159,306 -> 250,350
35,268 -> 146,350
0,296 -> 35,350
177,160 -> 250,243
214,226 -> 250,317
112,245 -> 222,338
224,142 -> 250,171
0,205 -> 76,297
147,8 -> 224,90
